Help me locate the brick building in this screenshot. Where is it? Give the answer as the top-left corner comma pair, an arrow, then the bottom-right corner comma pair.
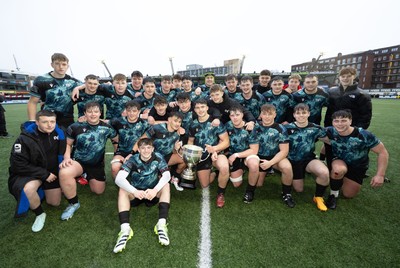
291,44 -> 400,89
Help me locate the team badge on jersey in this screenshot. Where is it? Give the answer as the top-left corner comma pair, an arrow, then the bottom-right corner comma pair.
14,144 -> 22,153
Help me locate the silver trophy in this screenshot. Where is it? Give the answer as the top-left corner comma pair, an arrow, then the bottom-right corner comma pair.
179,145 -> 207,189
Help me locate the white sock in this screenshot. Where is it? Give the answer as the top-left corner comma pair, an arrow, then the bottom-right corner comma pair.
158,218 -> 166,226
330,190 -> 339,198
121,223 -> 130,232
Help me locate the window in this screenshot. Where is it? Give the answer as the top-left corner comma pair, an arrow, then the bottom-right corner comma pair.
395,54 -> 400,59
383,56 -> 387,60
382,49 -> 388,53
358,56 -> 362,62
378,57 -> 382,61
391,47 -> 398,52
352,57 -> 356,63
357,63 -> 361,69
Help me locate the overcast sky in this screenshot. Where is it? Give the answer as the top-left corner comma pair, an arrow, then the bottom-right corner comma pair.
1,0 -> 399,80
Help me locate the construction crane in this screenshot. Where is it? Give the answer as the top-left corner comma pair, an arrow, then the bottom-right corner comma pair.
309,52 -> 324,72
101,60 -> 113,78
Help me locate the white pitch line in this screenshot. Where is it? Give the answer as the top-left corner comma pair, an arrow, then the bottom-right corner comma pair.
198,187 -> 212,268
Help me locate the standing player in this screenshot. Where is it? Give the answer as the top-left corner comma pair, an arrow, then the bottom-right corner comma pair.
263,76 -> 293,124
127,70 -> 144,98
233,76 -> 265,119
292,74 -> 328,125
28,53 -> 81,130
113,138 -> 172,253
253,69 -> 272,95
75,74 -> 105,121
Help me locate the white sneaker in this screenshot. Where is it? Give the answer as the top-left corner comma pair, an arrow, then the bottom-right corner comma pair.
171,177 -> 184,191
113,228 -> 134,253
32,213 -> 46,232
154,223 -> 170,246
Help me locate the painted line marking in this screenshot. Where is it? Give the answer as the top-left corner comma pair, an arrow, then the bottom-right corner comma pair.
198,187 -> 212,268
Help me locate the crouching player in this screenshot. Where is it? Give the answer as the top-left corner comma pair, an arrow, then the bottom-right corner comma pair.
253,104 -> 295,207
113,138 -> 171,253
285,103 -> 329,211
324,110 -> 389,209
8,110 -> 66,232
224,105 -> 260,199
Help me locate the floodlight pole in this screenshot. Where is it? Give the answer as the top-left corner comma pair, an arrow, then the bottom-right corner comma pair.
169,57 -> 175,75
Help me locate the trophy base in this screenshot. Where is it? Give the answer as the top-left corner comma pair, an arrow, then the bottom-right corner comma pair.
179,178 -> 196,190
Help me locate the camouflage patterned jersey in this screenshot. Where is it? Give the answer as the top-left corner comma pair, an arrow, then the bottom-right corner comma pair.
75,91 -> 105,117
326,126 -> 380,168
254,122 -> 289,157
146,123 -> 180,157
110,117 -> 149,153
225,121 -> 258,154
30,72 -> 81,118
67,121 -> 117,165
285,122 -> 326,162
262,91 -> 293,123
121,152 -> 169,190
232,91 -> 265,119
292,88 -> 329,125
189,117 -> 227,149
99,84 -> 135,119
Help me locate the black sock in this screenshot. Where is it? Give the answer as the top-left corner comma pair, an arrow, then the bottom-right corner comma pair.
159,202 -> 170,220
67,195 -> 79,205
217,186 -> 226,195
32,205 -> 44,216
330,178 -> 343,191
246,184 -> 256,193
281,184 -> 292,195
119,211 -> 130,225
315,183 -> 327,197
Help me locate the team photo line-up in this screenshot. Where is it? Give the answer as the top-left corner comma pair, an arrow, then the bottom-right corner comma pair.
7,53 -> 389,253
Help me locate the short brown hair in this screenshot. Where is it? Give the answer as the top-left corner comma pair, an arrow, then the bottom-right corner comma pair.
260,104 -> 276,113
289,74 -> 302,81
51,53 -> 69,63
339,67 -> 356,76
113,73 -> 127,82
209,84 -> 224,93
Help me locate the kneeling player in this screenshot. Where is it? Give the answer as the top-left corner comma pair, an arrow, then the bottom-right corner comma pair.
324,110 -> 389,209
285,104 -> 329,211
225,105 -> 260,196
253,104 -> 295,207
113,138 -> 171,253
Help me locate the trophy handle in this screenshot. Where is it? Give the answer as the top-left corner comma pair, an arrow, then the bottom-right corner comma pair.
199,149 -> 210,163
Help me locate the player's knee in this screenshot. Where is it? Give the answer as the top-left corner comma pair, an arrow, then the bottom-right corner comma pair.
46,199 -> 61,207
230,176 -> 243,188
